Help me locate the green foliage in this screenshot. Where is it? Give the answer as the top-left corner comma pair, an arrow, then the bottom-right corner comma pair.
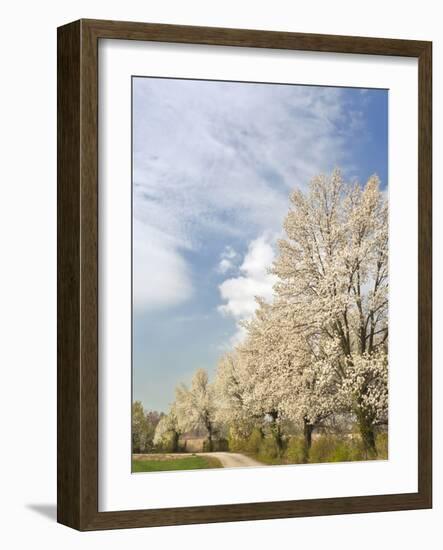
376,432 -> 388,459
285,437 -> 305,464
257,436 -> 283,464
308,435 -> 366,463
226,420 -> 389,466
132,455 -> 222,472
132,401 -> 162,453
227,434 -> 243,453
228,428 -> 286,465
154,434 -> 174,453
246,428 -> 264,454
228,427 -> 263,454
154,432 -> 183,453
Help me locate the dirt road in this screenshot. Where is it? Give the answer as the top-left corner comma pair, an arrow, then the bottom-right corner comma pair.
199,452 -> 265,468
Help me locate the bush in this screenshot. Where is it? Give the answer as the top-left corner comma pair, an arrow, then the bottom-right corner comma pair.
229,427 -> 287,463
228,427 -> 263,454
308,432 -> 388,463
154,436 -> 172,453
227,433 -> 244,453
227,425 -> 388,465
308,435 -> 365,463
153,433 -> 185,453
376,432 -> 388,459
257,436 -> 285,464
246,428 -> 264,454
285,437 -> 305,464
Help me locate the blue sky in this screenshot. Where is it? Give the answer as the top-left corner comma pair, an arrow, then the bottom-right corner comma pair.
132,77 -> 388,413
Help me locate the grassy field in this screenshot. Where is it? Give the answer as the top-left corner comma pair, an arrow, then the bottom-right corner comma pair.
132,454 -> 223,472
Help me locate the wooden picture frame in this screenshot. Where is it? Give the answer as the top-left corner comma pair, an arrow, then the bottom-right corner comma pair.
57,19 -> 432,530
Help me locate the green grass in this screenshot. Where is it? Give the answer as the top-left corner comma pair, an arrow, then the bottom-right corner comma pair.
132,455 -> 223,472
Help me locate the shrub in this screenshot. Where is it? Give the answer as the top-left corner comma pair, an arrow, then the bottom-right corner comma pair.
285,436 -> 305,464
228,427 -> 263,454
154,435 -> 173,453
153,433 -> 185,453
246,428 -> 264,454
257,436 -> 282,463
308,435 -> 334,463
308,435 -> 366,463
376,432 -> 388,459
227,433 -> 245,453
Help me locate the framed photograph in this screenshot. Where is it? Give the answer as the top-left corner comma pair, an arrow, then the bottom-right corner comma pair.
57,19 -> 432,530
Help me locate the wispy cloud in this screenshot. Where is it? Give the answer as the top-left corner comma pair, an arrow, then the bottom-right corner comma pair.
217,245 -> 239,274
133,220 -> 193,311
133,78 -> 361,311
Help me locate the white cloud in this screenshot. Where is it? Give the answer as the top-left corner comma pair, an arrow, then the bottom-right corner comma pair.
222,246 -> 237,259
217,245 -> 239,274
218,234 -> 277,343
218,258 -> 233,274
132,78 -> 361,311
133,220 -> 193,311
133,81 -> 352,235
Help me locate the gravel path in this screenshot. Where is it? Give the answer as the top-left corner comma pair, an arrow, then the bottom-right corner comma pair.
198,452 -> 265,468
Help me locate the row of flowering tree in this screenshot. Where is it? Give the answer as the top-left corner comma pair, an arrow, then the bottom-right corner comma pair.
154,170 -> 388,460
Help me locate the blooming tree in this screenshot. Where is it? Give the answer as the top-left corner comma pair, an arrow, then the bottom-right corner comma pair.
214,351 -> 257,438
236,299 -> 294,453
175,369 -> 218,451
153,403 -> 186,452
236,297 -> 337,457
271,169 -> 388,454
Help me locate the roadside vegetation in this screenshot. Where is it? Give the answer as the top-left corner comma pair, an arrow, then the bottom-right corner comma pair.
228,428 -> 388,465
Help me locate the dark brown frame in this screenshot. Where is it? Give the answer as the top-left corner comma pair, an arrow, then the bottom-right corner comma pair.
57,18 -> 432,531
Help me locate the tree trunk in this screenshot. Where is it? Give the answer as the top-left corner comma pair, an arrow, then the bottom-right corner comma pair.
274,424 -> 283,456
356,411 -> 377,457
303,419 -> 314,463
207,423 -> 213,452
172,431 -> 180,453
269,411 -> 283,456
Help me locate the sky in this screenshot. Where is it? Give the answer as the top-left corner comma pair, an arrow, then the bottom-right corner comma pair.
132,77 -> 388,413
